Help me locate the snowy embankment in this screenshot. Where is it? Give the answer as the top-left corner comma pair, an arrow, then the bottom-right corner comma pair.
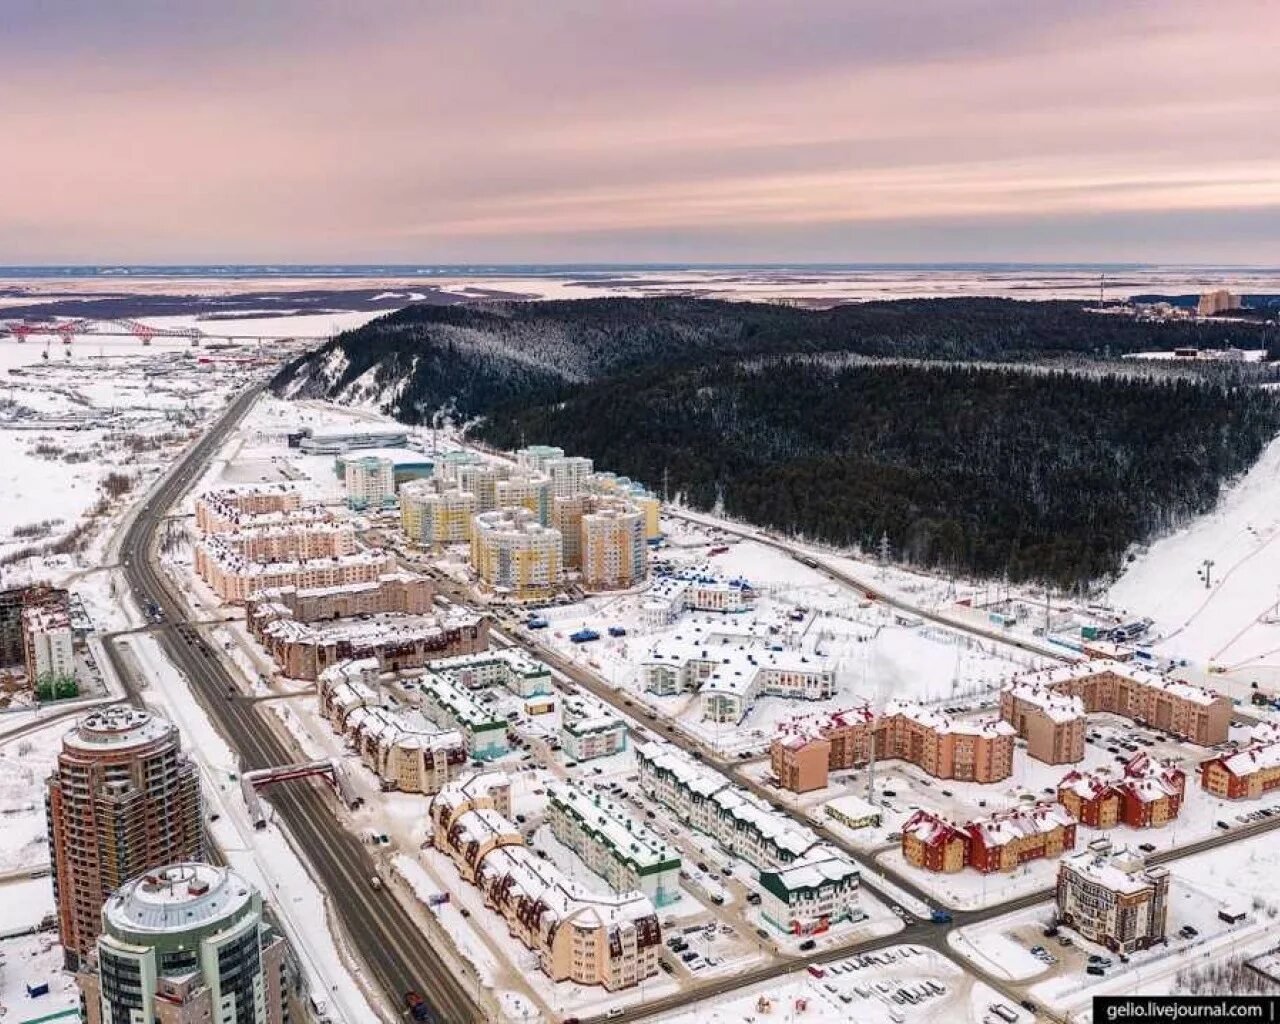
1109,431 -> 1280,677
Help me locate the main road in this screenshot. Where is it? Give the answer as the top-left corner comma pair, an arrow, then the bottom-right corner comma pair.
108,384 -> 483,1024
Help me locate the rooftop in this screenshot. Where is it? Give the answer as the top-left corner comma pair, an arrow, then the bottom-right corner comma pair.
105,863 -> 255,935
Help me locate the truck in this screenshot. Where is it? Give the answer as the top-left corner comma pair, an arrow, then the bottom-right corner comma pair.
930,909 -> 953,924
405,991 -> 432,1022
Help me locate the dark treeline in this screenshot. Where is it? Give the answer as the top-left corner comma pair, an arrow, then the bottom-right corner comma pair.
269,297 -> 1280,586
270,296 -> 1280,421
477,362 -> 1280,589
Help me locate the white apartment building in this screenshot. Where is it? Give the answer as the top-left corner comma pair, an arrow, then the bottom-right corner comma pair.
640,638 -> 834,722
343,455 -> 396,510
23,603 -> 74,682
759,855 -> 863,936
547,781 -> 681,906
560,694 -> 627,761
427,649 -> 554,698
545,456 -> 594,498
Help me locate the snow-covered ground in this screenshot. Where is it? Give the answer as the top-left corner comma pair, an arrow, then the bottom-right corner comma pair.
1111,432 -> 1280,685
0,721 -> 64,875
0,932 -> 78,1023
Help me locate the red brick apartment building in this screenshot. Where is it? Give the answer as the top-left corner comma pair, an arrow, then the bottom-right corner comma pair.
1058,752 -> 1185,828
902,804 -> 1077,874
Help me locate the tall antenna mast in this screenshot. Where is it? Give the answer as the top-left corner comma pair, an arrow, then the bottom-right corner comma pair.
1099,273 -> 1106,307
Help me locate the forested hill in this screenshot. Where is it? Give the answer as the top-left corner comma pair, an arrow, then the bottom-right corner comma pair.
270,297 -> 1280,587
269,297 -> 1279,423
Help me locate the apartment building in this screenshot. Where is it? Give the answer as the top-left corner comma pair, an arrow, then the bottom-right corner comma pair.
343,454 -> 396,510
1056,839 -> 1170,953
454,461 -> 511,512
902,803 -> 1076,874
545,455 -> 594,498
588,473 -> 662,539
211,521 -> 357,563
470,507 -> 563,602
496,472 -> 553,525
46,707 -> 203,967
560,694 -> 627,761
642,571 -> 755,628
1058,752 -> 1185,828
417,670 -> 510,760
770,701 -> 1015,792
249,572 -> 433,623
77,863 -> 287,1024
581,502 -> 647,591
1196,289 -> 1240,317
195,537 -> 396,603
641,638 -> 835,723
426,648 -> 553,698
999,681 -> 1088,764
431,772 -> 662,990
23,600 -> 75,685
1013,659 -> 1231,746
194,485 -> 303,532
547,781 -> 681,906
1200,722 -> 1280,799
400,480 -> 477,546
759,855 -> 863,937
319,660 -> 468,793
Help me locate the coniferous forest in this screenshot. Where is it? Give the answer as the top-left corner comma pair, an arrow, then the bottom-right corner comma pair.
271,297 -> 1280,587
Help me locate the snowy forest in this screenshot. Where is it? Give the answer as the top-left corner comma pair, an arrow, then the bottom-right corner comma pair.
272,297 -> 1280,586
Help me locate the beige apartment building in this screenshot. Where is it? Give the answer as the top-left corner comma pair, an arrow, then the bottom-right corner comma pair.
1056,839 -> 1169,953
999,681 -> 1087,764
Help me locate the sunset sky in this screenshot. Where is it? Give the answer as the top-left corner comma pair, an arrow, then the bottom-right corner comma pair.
2,0 -> 1277,264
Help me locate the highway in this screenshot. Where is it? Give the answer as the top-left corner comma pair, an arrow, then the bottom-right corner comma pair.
108,385 -> 483,1024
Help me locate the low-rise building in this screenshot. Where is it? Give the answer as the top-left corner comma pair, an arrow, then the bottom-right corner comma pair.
194,485 -> 303,532
641,638 -> 835,723
470,507 -> 563,602
823,794 -> 883,832
1200,722 -> 1280,799
208,521 -> 358,563
759,855 -> 863,937
1058,752 -> 1185,828
195,536 -> 396,604
343,455 -> 396,510
431,772 -> 662,990
560,694 -> 627,761
400,480 -> 477,546
1056,839 -> 1169,953
547,781 -> 681,906
318,660 -> 468,793
902,803 -> 1077,874
426,649 -> 553,698
297,426 -> 408,454
1000,682 -> 1087,764
417,670 -> 509,760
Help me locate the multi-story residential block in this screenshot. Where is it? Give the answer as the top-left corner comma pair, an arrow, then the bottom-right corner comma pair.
454,461 -> 511,512
1196,289 -> 1240,317
343,454 -> 396,510
770,701 -> 1015,791
1056,839 -> 1170,953
999,681 -> 1087,764
22,600 -> 75,685
581,502 -> 647,591
759,855 -> 863,936
902,803 -> 1076,874
195,537 -> 396,603
194,485 -> 303,532
46,707 -> 203,967
318,660 -> 468,793
1011,659 -> 1230,746
496,472 -> 553,525
417,670 -> 509,759
560,694 -> 627,761
551,493 -> 590,568
431,772 -> 662,990
77,863 -> 288,1024
470,507 -> 563,601
210,521 -> 358,563
400,481 -> 477,546
547,781 -> 681,906
427,649 -> 553,698
515,445 -> 566,472
641,638 -> 835,722
249,572 -> 433,623
544,455 -> 594,498
249,600 -> 487,680
1200,722 -> 1280,799
1058,751 -> 1185,828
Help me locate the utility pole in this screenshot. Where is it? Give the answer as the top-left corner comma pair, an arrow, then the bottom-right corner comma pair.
1201,559 -> 1216,590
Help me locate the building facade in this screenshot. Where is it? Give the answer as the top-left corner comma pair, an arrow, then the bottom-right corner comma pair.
560,694 -> 628,761
430,772 -> 662,990
547,781 -> 681,906
999,682 -> 1087,764
1058,752 -> 1185,828
77,863 -> 287,1024
418,671 -> 510,760
196,536 -> 396,604
580,503 -> 647,591
194,486 -> 303,533
470,508 -> 563,602
46,707 -> 203,967
400,481 -> 477,546
902,803 -> 1077,875
343,455 -> 396,510
1056,840 -> 1170,953
1200,722 -> 1280,799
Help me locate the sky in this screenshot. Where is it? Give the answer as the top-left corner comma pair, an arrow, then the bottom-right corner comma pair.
1,0 -> 1278,265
